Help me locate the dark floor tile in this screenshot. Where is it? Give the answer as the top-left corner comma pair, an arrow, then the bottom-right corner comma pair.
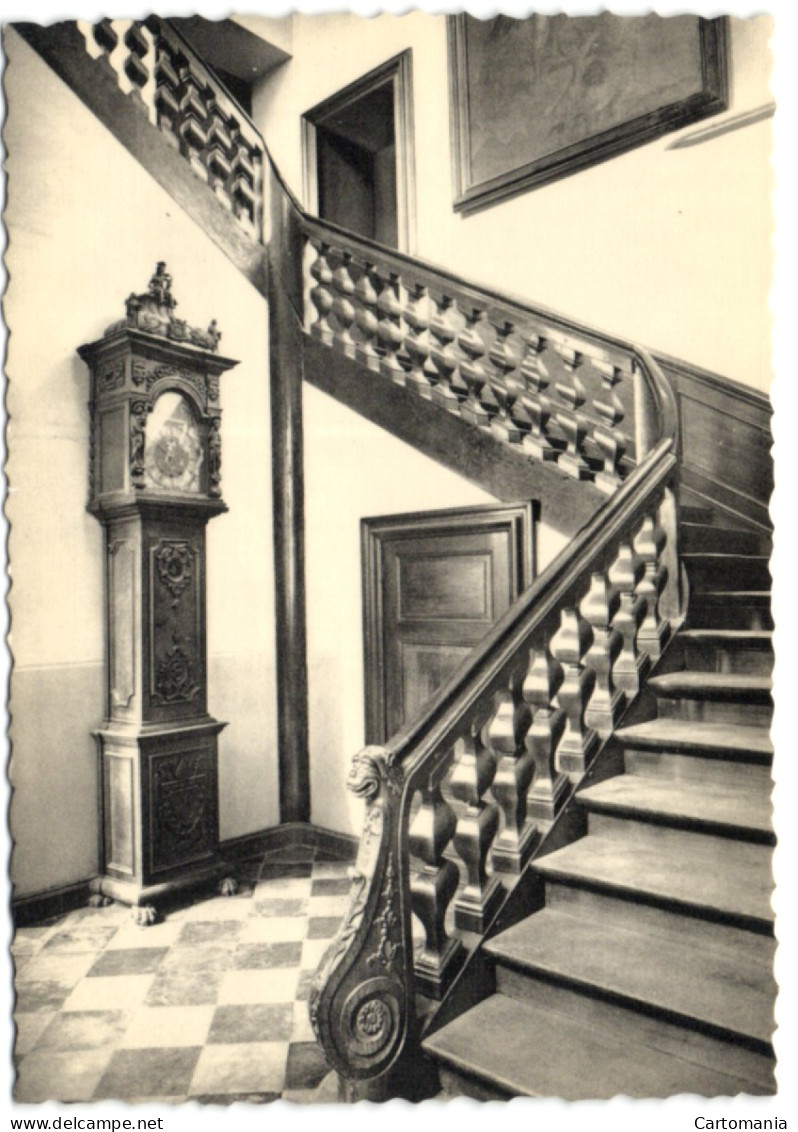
208,1003 -> 293,1044
145,967 -> 223,1008
94,1046 -> 201,1100
314,849 -> 355,863
160,945 -> 234,976
192,1092 -> 280,1105
42,926 -> 119,953
259,862 -> 313,881
235,942 -> 303,970
310,877 -> 351,896
88,948 -> 168,978
35,1009 -> 130,1052
307,917 -> 342,940
294,970 -> 316,1002
177,921 -> 243,947
285,1041 -> 330,1090
253,898 -> 307,918
14,980 -> 73,1013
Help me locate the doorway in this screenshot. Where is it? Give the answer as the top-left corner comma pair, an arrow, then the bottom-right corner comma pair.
302,53 -> 415,252
362,502 -> 536,744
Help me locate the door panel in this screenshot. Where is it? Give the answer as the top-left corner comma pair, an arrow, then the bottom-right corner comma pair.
362,502 -> 535,743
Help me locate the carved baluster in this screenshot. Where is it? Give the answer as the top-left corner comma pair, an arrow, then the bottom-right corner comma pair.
488,319 -> 525,443
633,513 -> 670,660
307,240 -> 335,346
230,142 -> 260,232
123,23 -> 151,93
608,542 -> 649,696
550,608 -> 598,775
409,755 -> 463,999
353,261 -> 381,372
553,347 -> 592,480
523,649 -> 569,823
579,573 -> 624,736
153,44 -> 182,145
520,332 -> 556,461
593,361 -> 629,493
449,714 -> 503,933
205,103 -> 234,207
93,18 -> 120,55
330,249 -> 357,359
486,672 -> 537,875
428,291 -> 467,414
176,70 -> 210,183
374,270 -> 405,383
399,282 -> 433,398
458,306 -> 491,427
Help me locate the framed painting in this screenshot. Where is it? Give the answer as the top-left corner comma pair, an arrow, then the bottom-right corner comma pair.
448,13 -> 729,214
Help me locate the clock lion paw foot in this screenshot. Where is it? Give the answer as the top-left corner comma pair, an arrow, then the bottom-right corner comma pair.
132,904 -> 159,927
219,876 -> 238,897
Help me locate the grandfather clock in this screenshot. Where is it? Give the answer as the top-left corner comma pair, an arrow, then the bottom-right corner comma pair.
79,263 -> 238,923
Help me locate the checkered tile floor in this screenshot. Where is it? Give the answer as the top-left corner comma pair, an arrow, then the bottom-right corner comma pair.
12,847 -> 353,1104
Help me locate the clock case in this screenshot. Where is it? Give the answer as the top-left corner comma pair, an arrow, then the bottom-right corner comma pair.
78,269 -> 238,919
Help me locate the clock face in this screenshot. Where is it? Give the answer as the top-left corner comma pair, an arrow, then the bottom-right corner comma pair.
144,393 -> 203,493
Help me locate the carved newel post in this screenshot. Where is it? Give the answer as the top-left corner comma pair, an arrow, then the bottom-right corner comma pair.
79,263 -> 238,924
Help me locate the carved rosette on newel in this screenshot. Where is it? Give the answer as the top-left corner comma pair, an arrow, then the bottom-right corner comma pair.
309,747 -> 413,1092
78,265 -> 238,923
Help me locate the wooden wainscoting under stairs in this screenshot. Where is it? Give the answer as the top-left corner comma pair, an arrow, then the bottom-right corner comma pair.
424,506 -> 775,1099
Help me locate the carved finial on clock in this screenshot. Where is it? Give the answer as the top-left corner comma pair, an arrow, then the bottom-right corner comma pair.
106,263 -> 221,352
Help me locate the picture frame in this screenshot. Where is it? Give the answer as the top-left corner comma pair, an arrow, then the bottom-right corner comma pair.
448,14 -> 729,214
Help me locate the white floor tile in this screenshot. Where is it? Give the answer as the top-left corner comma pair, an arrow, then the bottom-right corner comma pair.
119,1004 -> 216,1048
218,968 -> 300,1004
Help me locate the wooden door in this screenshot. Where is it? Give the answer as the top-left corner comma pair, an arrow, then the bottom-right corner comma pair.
362,502 -> 535,743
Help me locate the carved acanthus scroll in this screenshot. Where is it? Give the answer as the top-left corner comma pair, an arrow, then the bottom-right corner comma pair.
309,746 -> 411,1083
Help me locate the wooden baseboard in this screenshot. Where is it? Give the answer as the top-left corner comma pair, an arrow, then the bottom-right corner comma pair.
221,821 -> 358,863
12,879 -> 94,928
12,822 -> 358,928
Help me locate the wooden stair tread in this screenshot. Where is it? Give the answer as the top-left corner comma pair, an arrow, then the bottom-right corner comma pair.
534,826 -> 774,929
693,590 -> 771,602
578,774 -> 773,837
616,719 -> 773,759
424,993 -> 774,1099
679,629 -> 773,646
648,671 -> 772,702
485,908 -> 776,1045
683,553 -> 771,563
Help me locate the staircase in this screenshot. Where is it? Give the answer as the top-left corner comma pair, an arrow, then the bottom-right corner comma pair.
424,507 -> 775,1098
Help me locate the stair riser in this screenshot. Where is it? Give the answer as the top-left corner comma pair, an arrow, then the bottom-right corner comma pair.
544,882 -> 776,957
492,961 -> 772,1055
624,749 -> 773,791
688,603 -> 773,631
680,643 -> 773,676
437,1065 -> 514,1102
622,740 -> 771,767
656,698 -> 772,727
685,559 -> 771,592
681,525 -> 771,555
491,970 -> 775,1092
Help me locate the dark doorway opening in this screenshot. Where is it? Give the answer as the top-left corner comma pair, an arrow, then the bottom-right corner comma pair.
303,53 -> 415,252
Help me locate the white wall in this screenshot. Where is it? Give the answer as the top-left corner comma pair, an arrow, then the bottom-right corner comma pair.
252,13 -> 773,391
5,30 -> 279,897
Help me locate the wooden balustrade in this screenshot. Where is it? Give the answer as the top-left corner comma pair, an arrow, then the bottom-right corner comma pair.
311,450 -> 681,1094
77,17 -> 265,240
302,227 -> 647,496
